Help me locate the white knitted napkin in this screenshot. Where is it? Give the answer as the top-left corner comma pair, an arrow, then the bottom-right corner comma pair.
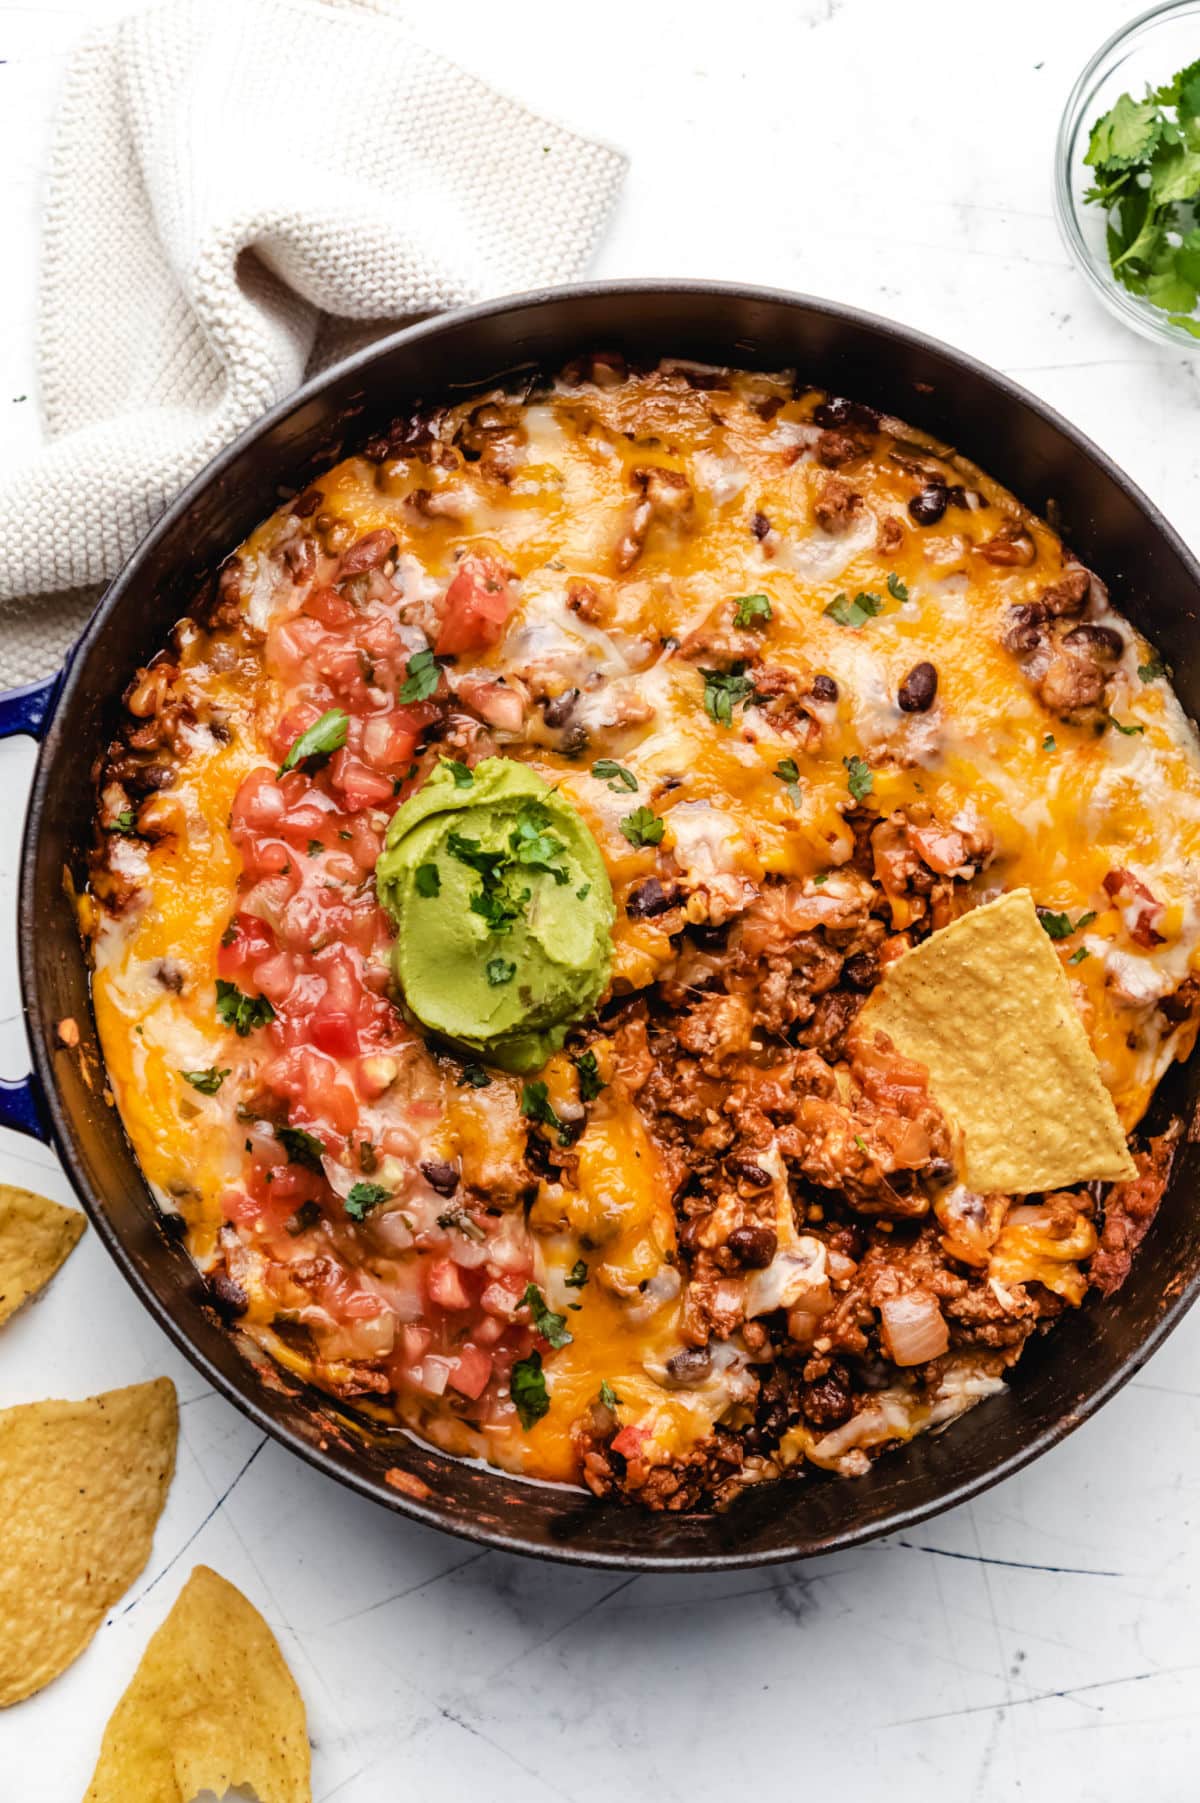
0,0 -> 625,683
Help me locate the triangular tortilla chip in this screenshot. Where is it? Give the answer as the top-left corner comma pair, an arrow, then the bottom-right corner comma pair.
83,1565 -> 311,1803
0,1184 -> 85,1325
867,889 -> 1136,1194
0,1377 -> 177,1706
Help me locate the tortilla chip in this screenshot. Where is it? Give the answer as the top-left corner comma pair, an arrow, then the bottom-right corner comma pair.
0,1378 -> 177,1707
0,1184 -> 85,1325
83,1565 -> 311,1803
867,888 -> 1136,1194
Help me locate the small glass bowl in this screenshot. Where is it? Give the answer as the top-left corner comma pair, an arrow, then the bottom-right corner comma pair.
1055,0 -> 1200,351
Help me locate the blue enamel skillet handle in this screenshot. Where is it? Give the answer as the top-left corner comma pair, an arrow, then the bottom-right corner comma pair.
0,671 -> 63,1141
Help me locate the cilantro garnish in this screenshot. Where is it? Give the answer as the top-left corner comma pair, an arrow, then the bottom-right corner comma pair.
574,1049 -> 605,1102
886,572 -> 909,603
441,757 -> 475,787
511,1351 -> 549,1429
399,646 -> 440,703
1109,716 -> 1145,736
843,755 -> 874,803
1138,655 -> 1166,682
701,664 -> 757,726
509,801 -> 569,883
275,1124 -> 326,1170
620,805 -> 664,848
733,593 -> 772,628
1037,908 -> 1097,941
592,758 -> 638,792
458,1063 -> 492,1089
521,1080 -> 572,1144
279,707 -> 348,774
108,809 -> 137,835
181,1067 -> 229,1095
565,1259 -> 589,1289
825,590 -> 884,629
522,1281 -> 573,1349
774,755 -> 802,806
1083,64 -> 1200,336
599,1380 -> 620,1411
215,979 -> 275,1037
1042,734 -> 1057,752
1068,946 -> 1091,965
345,1181 -> 390,1220
437,1207 -> 485,1243
486,956 -> 516,986
415,862 -> 440,897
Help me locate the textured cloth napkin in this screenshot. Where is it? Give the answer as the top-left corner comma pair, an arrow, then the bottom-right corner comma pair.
0,0 -> 625,683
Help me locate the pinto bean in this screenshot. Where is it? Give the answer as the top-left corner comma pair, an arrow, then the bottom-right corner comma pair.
810,673 -> 839,703
1061,623 -> 1124,662
339,528 -> 397,577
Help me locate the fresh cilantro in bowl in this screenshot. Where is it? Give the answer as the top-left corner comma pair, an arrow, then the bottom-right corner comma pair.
1082,57 -> 1200,338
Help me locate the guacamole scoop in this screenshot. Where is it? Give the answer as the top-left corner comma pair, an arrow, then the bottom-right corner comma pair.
376,758 -> 615,1074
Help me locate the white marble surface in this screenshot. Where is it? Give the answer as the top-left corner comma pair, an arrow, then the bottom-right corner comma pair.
4,1 -> 1200,1797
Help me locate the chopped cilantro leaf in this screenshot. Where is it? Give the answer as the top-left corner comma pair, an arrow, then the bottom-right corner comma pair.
733,593 -> 772,628
565,1259 -> 589,1289
511,1351 -> 549,1429
345,1181 -> 390,1219
522,1281 -> 573,1349
574,1049 -> 605,1102
1068,946 -> 1091,965
592,758 -> 638,792
1042,734 -> 1056,752
1110,716 -> 1145,735
599,1380 -> 620,1411
701,664 -> 756,726
843,755 -> 873,803
437,1207 -> 485,1243
108,809 -> 137,835
414,862 -> 441,897
279,707 -> 348,774
886,571 -> 909,602
458,1063 -> 492,1089
521,1080 -> 571,1144
775,756 -> 801,784
854,1134 -> 868,1155
1037,908 -> 1096,940
620,806 -> 664,847
275,1124 -> 326,1170
486,956 -> 517,986
181,1066 -> 230,1095
399,646 -> 439,703
825,590 -> 884,629
1138,655 -> 1166,681
215,979 -> 275,1037
441,757 -> 474,787
307,839 -> 325,857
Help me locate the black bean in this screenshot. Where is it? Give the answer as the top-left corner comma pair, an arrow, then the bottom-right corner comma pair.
810,672 -> 839,703
1062,623 -> 1125,662
560,723 -> 590,760
843,950 -> 880,990
751,510 -> 771,540
727,1158 -> 774,1188
291,487 -> 323,518
1004,601 -> 1049,655
542,688 -> 579,728
908,484 -> 948,525
898,661 -> 938,713
626,877 -> 679,919
665,1346 -> 714,1385
158,1207 -> 188,1242
727,1225 -> 778,1269
209,1272 -> 249,1319
813,396 -> 880,430
420,1160 -> 460,1197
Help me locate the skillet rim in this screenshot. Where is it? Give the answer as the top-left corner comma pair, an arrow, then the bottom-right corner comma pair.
21,277 -> 1200,1570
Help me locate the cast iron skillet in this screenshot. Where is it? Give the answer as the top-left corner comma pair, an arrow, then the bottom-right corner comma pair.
4,282 -> 1199,1571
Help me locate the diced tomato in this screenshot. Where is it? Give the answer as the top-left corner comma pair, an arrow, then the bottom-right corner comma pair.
611,1425 -> 651,1460
434,556 -> 514,655
362,712 -> 419,771
304,585 -> 357,629
310,1010 -> 359,1058
328,748 -> 396,812
480,1277 -> 525,1319
426,1258 -> 471,1311
401,1324 -> 432,1363
448,1345 -> 494,1400
217,912 -> 277,980
231,768 -> 287,833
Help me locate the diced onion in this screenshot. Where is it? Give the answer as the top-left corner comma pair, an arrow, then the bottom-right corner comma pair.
879,1291 -> 949,1366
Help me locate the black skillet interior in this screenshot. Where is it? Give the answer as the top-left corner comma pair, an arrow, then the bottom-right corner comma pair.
23,282 -> 1200,1569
